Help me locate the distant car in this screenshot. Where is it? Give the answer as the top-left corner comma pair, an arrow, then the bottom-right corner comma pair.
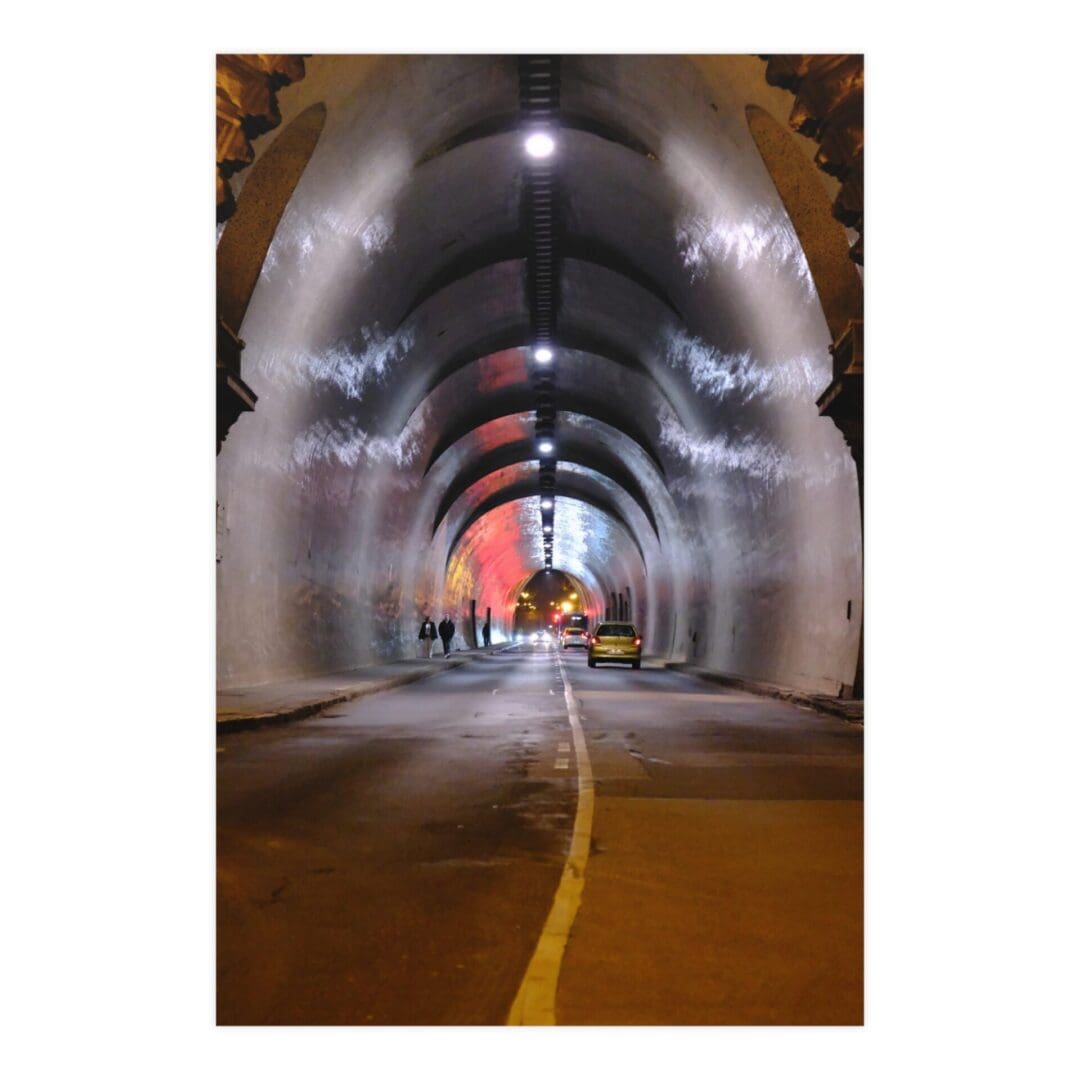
532,629 -> 552,645
587,623 -> 642,669
560,627 -> 588,649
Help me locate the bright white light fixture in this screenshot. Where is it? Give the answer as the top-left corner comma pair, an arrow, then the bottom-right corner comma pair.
534,347 -> 553,363
538,440 -> 554,454
525,132 -> 555,158
543,525 -> 552,533
540,498 -> 553,509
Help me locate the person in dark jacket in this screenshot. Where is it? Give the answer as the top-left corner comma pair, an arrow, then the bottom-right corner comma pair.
418,615 -> 438,659
482,619 -> 491,647
437,614 -> 455,656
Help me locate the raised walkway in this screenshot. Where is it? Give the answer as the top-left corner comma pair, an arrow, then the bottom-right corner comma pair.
216,648 -> 497,733
664,661 -> 864,724
216,646 -> 863,734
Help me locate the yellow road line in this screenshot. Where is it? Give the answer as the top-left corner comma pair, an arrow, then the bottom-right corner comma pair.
507,653 -> 595,1025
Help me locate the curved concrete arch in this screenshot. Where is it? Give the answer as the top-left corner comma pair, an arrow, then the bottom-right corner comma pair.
502,568 -> 604,631
409,345 -> 674,470
552,459 -> 673,547
445,476 -> 648,571
390,254 -> 682,401
423,398 -> 663,478
414,112 -> 659,169
398,235 -> 681,326
383,275 -> 689,441
449,496 -> 645,618
398,237 -> 527,326
442,498 -> 624,628
430,434 -> 661,541
431,459 -> 662,602
385,256 -> 696,434
406,323 -> 676,415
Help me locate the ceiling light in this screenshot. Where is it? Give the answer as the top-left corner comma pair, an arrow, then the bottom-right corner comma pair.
534,347 -> 553,363
538,440 -> 554,454
540,498 -> 553,510
543,525 -> 552,533
525,132 -> 555,158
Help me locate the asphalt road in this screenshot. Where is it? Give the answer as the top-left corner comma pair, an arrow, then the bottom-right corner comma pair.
217,645 -> 863,1025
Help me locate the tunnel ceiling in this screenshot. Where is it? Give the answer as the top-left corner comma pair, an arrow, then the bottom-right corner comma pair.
217,53 -> 863,695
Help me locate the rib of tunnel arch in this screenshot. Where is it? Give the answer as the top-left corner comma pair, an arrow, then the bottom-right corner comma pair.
444,472 -> 651,572
399,235 -> 682,326
394,119 -> 697,329
413,108 -> 660,170
432,458 -> 661,595
427,422 -> 664,542
374,256 -> 696,439
339,120 -> 685,346
412,347 -> 669,477
443,503 -> 617,628
500,567 -> 603,632
445,496 -> 645,626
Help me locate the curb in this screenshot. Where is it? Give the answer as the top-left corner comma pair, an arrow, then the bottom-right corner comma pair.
217,656 -> 472,735
663,662 -> 864,724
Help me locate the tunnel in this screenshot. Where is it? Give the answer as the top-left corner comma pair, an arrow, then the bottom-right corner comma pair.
216,54 -> 863,697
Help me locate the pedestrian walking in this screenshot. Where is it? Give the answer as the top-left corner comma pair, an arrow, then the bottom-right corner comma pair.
418,614 -> 438,659
482,619 -> 491,647
437,614 -> 455,656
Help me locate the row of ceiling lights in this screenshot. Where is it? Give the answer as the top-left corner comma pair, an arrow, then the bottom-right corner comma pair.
520,56 -> 561,571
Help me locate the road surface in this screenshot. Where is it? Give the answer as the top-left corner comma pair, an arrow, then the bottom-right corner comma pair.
217,645 -> 862,1025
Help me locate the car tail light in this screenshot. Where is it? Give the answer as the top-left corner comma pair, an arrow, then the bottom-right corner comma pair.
634,637 -> 641,646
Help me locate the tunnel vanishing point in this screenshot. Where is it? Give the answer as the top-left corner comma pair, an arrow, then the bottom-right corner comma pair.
216,54 -> 864,700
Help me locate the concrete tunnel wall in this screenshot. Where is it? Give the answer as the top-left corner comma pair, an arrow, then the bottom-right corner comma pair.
216,54 -> 862,694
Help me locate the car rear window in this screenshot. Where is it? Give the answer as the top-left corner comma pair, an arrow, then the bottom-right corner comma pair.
595,624 -> 636,638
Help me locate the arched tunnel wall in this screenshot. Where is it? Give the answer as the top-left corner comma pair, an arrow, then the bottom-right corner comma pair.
216,54 -> 862,695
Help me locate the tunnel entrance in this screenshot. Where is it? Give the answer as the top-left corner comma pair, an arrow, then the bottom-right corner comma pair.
512,570 -> 586,638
